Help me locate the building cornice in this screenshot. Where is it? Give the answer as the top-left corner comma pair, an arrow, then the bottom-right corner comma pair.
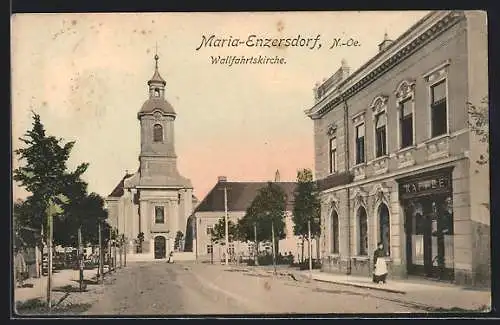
318,152 -> 467,194
305,11 -> 464,120
136,185 -> 194,190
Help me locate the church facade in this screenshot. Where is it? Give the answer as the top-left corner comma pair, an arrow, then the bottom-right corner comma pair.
105,55 -> 196,260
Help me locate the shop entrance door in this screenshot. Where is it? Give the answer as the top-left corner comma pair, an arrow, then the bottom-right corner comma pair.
404,195 -> 454,280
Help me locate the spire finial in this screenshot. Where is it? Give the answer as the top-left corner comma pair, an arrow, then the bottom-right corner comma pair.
154,42 -> 159,70
384,30 -> 389,41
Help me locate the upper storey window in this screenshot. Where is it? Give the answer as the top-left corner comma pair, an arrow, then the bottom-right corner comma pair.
329,136 -> 337,174
153,124 -> 163,142
370,95 -> 389,158
355,123 -> 365,164
154,88 -> 160,97
375,113 -> 387,157
400,99 -> 413,148
395,80 -> 416,149
155,206 -> 165,224
431,80 -> 447,137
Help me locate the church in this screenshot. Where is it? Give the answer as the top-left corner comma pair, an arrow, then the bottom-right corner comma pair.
105,54 -> 197,260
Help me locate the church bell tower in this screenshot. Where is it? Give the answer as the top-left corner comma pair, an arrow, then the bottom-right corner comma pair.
136,54 -> 190,187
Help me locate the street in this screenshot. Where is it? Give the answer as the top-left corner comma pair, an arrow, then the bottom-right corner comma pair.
83,261 -> 425,315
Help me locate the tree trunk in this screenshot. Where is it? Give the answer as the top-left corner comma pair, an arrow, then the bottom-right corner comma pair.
275,239 -> 280,264
301,237 -> 305,264
316,236 -> 320,262
254,240 -> 259,266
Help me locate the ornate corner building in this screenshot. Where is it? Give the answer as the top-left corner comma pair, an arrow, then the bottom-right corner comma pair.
306,11 -> 489,286
105,55 -> 196,260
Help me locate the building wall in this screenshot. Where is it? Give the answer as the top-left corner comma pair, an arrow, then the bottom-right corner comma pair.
107,187 -> 193,258
313,13 -> 489,286
464,11 -> 490,287
314,104 -> 347,179
194,210 -> 312,263
106,199 -> 119,229
140,114 -> 176,157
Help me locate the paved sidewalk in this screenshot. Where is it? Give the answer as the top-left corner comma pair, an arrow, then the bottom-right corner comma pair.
308,271 -> 491,311
224,264 -> 491,312
14,267 -> 110,304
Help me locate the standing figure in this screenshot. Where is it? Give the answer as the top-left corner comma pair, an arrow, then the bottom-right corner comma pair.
14,248 -> 27,288
168,251 -> 174,264
372,242 -> 388,284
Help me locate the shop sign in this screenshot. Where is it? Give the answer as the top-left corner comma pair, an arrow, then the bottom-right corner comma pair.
399,173 -> 451,197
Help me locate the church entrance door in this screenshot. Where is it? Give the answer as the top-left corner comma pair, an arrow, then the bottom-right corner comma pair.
154,236 -> 166,259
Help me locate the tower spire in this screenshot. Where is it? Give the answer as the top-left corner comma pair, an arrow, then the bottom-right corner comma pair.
148,43 -> 166,88
154,42 -> 159,70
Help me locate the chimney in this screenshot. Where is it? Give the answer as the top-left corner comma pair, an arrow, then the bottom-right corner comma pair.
217,176 -> 227,183
378,32 -> 393,52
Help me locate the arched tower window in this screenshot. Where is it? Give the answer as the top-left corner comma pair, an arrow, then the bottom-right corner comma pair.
153,124 -> 163,142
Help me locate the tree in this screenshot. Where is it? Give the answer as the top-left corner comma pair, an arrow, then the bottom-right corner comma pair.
52,177 -> 88,247
13,198 -> 42,250
237,182 -> 287,257
54,185 -> 109,247
292,169 -> 321,262
468,96 -> 489,165
136,232 -> 145,253
13,112 -> 89,247
210,218 -> 238,244
174,231 -> 184,251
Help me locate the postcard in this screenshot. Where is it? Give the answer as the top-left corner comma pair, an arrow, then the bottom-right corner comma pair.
11,11 -> 490,317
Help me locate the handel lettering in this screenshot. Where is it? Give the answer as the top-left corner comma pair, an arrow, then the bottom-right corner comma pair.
195,34 -> 322,51
400,176 -> 451,195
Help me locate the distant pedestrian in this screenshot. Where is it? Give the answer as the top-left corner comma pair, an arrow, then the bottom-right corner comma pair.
14,249 -> 28,288
168,251 -> 174,263
372,242 -> 388,284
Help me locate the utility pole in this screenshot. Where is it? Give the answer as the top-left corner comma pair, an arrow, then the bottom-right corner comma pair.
107,237 -> 112,273
271,219 -> 276,275
78,227 -> 84,291
119,238 -> 123,268
308,219 -> 313,279
254,222 -> 259,266
46,201 -> 53,309
194,216 -> 198,263
99,223 -> 103,284
113,238 -> 117,271
108,228 -> 112,273
124,235 -> 127,267
224,185 -> 229,266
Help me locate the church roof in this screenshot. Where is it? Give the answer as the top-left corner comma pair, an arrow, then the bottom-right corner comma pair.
148,68 -> 166,86
139,98 -> 176,116
108,172 -> 135,198
148,54 -> 166,86
194,181 -> 297,213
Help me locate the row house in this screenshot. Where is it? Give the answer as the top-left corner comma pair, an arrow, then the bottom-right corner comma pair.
190,173 -> 319,263
305,11 -> 489,286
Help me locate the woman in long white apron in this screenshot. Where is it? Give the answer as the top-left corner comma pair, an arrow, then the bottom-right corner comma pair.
372,242 -> 388,284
